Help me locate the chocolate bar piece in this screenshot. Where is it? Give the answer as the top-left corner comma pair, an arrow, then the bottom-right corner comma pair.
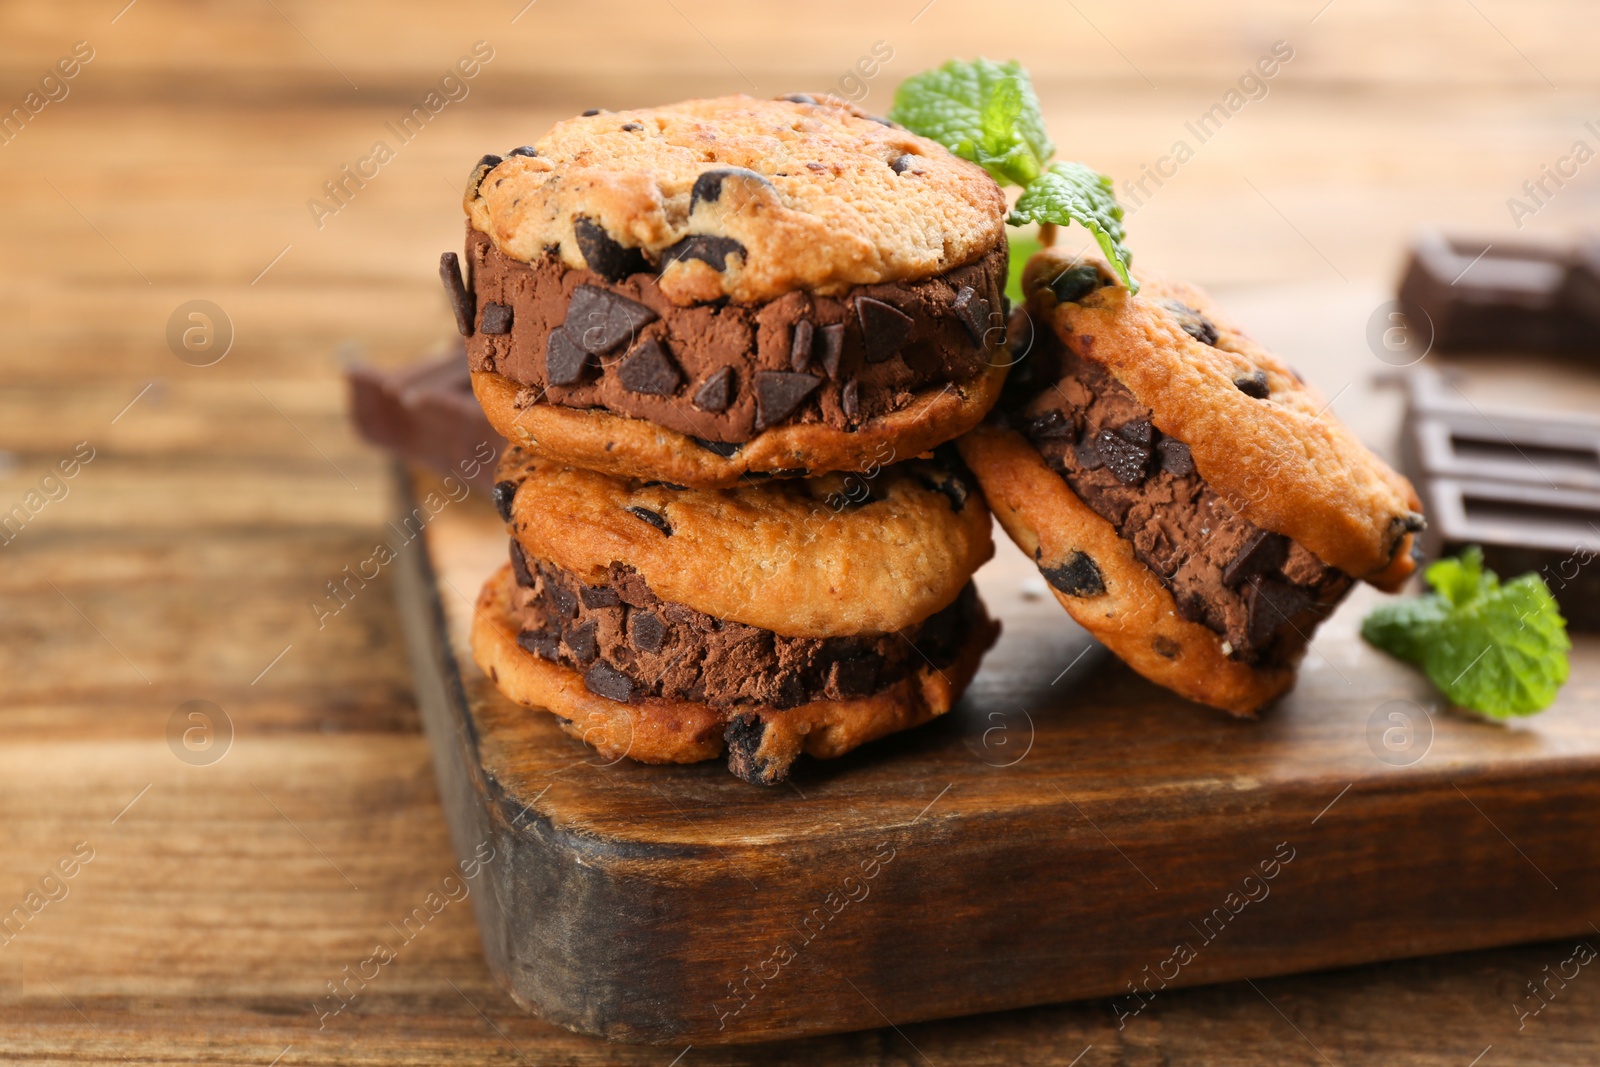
346,348 -> 504,492
1397,229 -> 1600,352
1398,367 -> 1600,628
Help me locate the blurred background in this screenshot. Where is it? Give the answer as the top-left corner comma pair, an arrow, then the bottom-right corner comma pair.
2,1 -> 1596,1062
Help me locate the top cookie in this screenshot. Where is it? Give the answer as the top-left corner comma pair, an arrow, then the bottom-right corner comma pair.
1017,248 -> 1423,586
464,95 -> 1007,305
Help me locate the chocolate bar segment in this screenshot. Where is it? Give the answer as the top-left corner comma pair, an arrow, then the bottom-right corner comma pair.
346,348 -> 504,492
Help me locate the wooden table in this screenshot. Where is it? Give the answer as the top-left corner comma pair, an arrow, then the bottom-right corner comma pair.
2,2 -> 1596,1062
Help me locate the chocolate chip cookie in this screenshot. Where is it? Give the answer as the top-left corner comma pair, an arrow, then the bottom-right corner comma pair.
960,249 -> 1425,715
471,445 -> 1000,783
445,94 -> 1012,487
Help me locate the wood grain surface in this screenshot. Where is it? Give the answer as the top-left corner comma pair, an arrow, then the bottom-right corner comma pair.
2,1 -> 1598,1063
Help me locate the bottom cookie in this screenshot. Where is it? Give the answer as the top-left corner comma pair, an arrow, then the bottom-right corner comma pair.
471,563 -> 1000,783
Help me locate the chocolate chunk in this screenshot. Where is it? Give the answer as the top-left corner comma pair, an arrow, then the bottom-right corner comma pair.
564,620 -> 599,664
508,539 -> 534,587
691,436 -> 741,457
562,285 -> 657,354
855,296 -> 914,363
1246,576 -> 1313,648
1095,427 -> 1152,485
466,154 -> 502,198
439,252 -> 474,336
816,323 -> 845,378
507,146 -> 538,157
1049,264 -> 1105,304
625,505 -> 672,535
544,574 -> 578,619
952,286 -> 991,348
573,216 -> 648,281
1223,528 -> 1290,587
724,714 -> 786,785
689,167 -> 772,211
620,121 -> 643,132
660,234 -> 745,271
1117,419 -> 1154,446
1040,551 -> 1106,597
1152,635 -> 1182,659
841,379 -> 860,421
889,153 -> 915,174
782,93 -> 817,104
544,328 -> 591,386
492,481 -> 518,523
584,661 -> 634,703
629,610 -> 666,653
754,371 -> 822,430
1025,409 -> 1078,441
828,652 -> 883,698
581,109 -> 602,116
917,469 -> 968,512
617,338 -> 683,396
1075,433 -> 1104,471
1234,370 -> 1270,399
1161,300 -> 1220,346
692,367 -> 735,413
516,628 -> 560,661
480,301 -> 513,335
579,583 -> 620,608
790,319 -> 814,371
1157,438 -> 1194,477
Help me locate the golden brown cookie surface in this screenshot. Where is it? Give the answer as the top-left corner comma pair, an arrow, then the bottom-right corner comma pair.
465,95 -> 1007,305
492,443 -> 993,638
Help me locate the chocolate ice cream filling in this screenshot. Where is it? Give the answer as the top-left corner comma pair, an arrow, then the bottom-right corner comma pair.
506,546 -> 977,708
1018,336 -> 1352,666
460,227 -> 1007,444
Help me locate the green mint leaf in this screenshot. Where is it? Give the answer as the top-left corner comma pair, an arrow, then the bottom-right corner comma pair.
1007,162 -> 1138,292
888,58 -> 1052,187
1005,228 -> 1043,306
1361,548 -> 1570,718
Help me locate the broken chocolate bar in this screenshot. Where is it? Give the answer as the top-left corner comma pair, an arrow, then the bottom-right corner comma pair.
346,348 -> 505,492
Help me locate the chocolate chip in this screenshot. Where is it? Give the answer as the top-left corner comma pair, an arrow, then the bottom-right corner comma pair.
1040,551 -> 1106,597
1246,576 -> 1313,648
1161,300 -> 1219,346
581,108 -> 602,116
1152,635 -> 1182,659
516,628 -> 560,661
544,573 -> 578,619
584,661 -> 633,703
689,167 -> 772,211
724,714 -> 786,785
660,234 -> 746,271
1222,528 -> 1289,587
617,338 -> 683,396
620,122 -> 643,132
466,154 -> 502,198
544,328 -> 591,386
630,610 -> 666,653
691,436 -> 742,457
790,319 -> 814,371
507,145 -> 538,157
492,481 -> 518,523
1234,371 -> 1270,399
754,371 -> 822,430
951,286 -> 992,348
841,379 -> 860,421
480,301 -> 513,335
625,505 -> 672,535
1095,428 -> 1152,485
1075,432 -> 1104,471
1025,409 -> 1078,441
508,539 -> 534,587
782,92 -> 817,104
1117,419 -> 1154,446
816,323 -> 845,378
439,252 -> 474,336
889,154 -> 915,174
564,620 -> 599,664
1157,438 -> 1194,477
573,216 -> 648,281
562,285 -> 657,354
692,366 -> 735,412
916,469 -> 968,512
579,583 -> 620,608
828,652 -> 883,698
1049,265 -> 1105,304
855,296 -> 914,363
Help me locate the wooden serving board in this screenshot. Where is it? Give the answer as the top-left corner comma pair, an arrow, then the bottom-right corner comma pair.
391,463 -> 1600,1047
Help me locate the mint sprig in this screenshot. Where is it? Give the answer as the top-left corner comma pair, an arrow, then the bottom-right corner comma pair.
1361,547 -> 1570,718
889,57 -> 1137,293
